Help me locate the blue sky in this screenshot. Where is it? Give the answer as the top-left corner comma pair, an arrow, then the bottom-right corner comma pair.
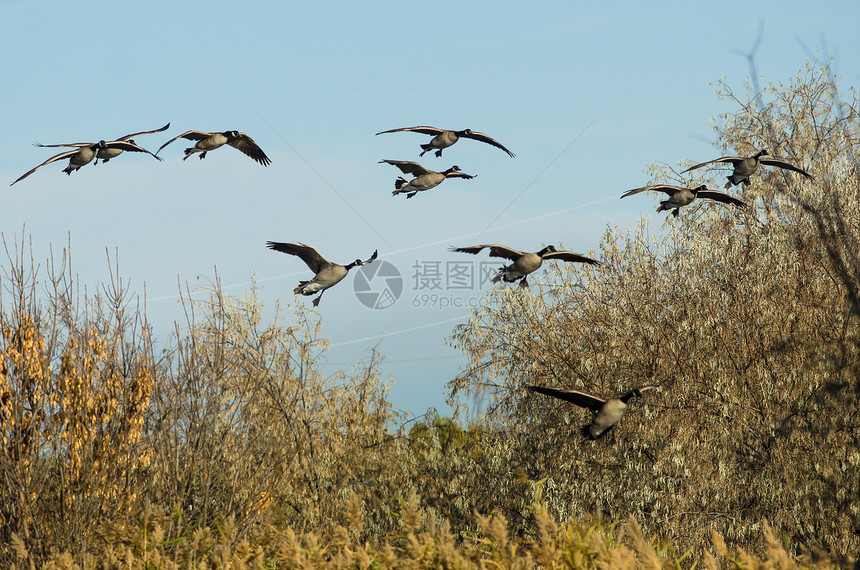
2,1 -> 859,417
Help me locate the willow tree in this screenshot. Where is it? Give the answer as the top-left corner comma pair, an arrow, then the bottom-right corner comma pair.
448,61 -> 860,556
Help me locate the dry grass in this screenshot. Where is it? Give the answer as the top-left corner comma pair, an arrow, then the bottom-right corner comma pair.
8,500 -> 847,569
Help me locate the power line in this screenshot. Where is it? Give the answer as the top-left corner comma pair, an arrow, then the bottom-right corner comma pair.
471,108 -> 607,244
256,110 -> 393,248
328,315 -> 465,348
319,353 -> 463,366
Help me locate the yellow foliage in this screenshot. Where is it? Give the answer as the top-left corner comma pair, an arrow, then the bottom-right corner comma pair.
34,501 -> 850,569
0,252 -> 155,567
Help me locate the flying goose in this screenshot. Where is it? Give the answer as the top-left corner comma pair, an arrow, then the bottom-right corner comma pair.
33,122 -> 169,164
620,184 -> 746,218
375,126 -> 515,158
527,384 -> 660,440
379,159 -> 475,198
266,241 -> 378,306
682,149 -> 812,188
157,130 -> 271,165
451,244 -> 599,288
11,140 -> 157,186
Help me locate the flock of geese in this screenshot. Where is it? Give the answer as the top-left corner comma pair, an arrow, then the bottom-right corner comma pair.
10,122 -> 814,439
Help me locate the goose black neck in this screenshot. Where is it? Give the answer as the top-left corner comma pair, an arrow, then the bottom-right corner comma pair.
619,389 -> 641,403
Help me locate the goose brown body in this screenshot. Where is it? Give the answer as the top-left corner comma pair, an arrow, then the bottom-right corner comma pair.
379,160 -> 475,198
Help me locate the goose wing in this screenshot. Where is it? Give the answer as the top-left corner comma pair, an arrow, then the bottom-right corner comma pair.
445,170 -> 475,180
104,140 -> 163,161
227,133 -> 271,166
697,189 -> 746,208
117,122 -> 171,141
379,159 -> 430,176
621,184 -> 684,199
542,250 -> 600,265
266,242 -> 330,273
156,130 -> 212,154
375,126 -> 446,136
33,141 -> 92,149
527,385 -> 605,411
34,123 -> 171,150
460,130 -> 515,157
759,157 -> 813,179
11,148 -> 84,186
681,156 -> 743,173
451,244 -> 524,261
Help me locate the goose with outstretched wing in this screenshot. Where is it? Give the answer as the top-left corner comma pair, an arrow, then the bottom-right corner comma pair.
376,126 -> 514,158
528,384 -> 661,440
158,129 -> 270,165
621,184 -> 746,217
379,159 -> 475,198
33,122 -> 169,164
266,242 -> 377,306
682,149 -> 811,188
452,243 -> 599,288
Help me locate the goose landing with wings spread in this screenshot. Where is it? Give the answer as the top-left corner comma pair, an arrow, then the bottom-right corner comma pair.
12,139 -> 162,186
379,159 -> 475,198
266,242 -> 377,307
621,184 -> 746,217
32,122 -> 169,165
375,126 -> 515,158
451,244 -> 599,288
682,149 -> 811,189
528,384 -> 660,440
158,130 -> 271,166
